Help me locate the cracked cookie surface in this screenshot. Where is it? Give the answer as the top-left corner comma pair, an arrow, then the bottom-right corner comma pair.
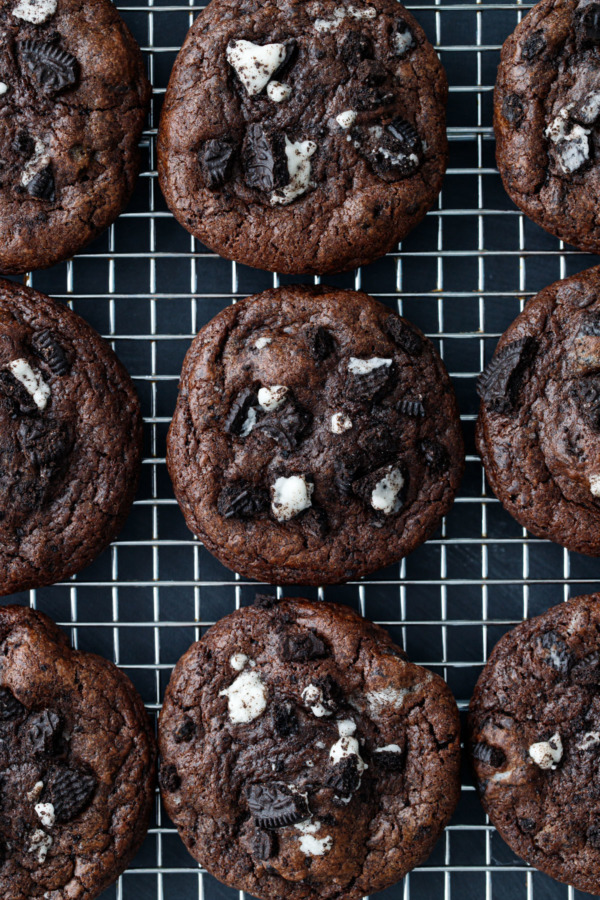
0,0 -> 150,274
469,593 -> 600,894
477,265 -> 600,555
495,0 -> 600,252
0,604 -> 156,899
166,285 -> 464,585
159,596 -> 461,900
0,278 -> 142,595
157,0 -> 448,274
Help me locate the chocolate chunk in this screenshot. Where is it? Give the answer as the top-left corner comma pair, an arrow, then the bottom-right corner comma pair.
31,329 -> 70,376
245,783 -> 308,828
385,315 -> 423,355
244,125 -> 289,193
521,30 -> 546,60
217,481 -> 269,519
272,701 -> 298,737
12,131 -> 35,158
477,337 -> 537,414
539,631 -> 573,675
341,30 -> 374,64
252,828 -> 277,860
325,756 -> 360,795
578,4 -> 600,47
224,387 -> 258,436
574,374 -> 600,430
26,166 -> 55,202
259,401 -> 312,451
173,717 -> 196,743
502,94 -> 525,127
280,631 -> 327,662
20,41 -> 78,95
420,439 -> 450,475
374,748 -> 405,772
200,138 -> 235,191
18,419 -> 73,469
159,763 -> 181,793
0,687 -> 25,720
347,361 -> 397,403
398,399 -> 424,417
46,766 -> 97,822
472,741 -> 506,768
306,325 -> 335,361
27,709 -> 62,755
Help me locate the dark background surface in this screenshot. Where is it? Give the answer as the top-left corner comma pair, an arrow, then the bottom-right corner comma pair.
6,0 -> 600,897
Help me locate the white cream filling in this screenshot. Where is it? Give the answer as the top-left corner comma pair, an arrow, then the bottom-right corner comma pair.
254,337 -> 272,350
330,412 -> 352,434
267,81 -> 292,102
34,803 -> 55,829
271,475 -> 313,521
329,719 -> 368,773
347,357 -> 392,375
271,137 -> 317,206
258,385 -> 288,411
7,358 -> 51,409
226,40 -> 287,96
371,467 -> 405,515
590,473 -> 600,498
219,668 -> 267,724
28,829 -> 53,863
336,110 -> 357,129
302,684 -> 333,717
12,0 -> 56,24
528,732 -> 562,770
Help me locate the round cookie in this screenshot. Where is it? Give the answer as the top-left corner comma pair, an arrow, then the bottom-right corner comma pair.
0,604 -> 156,899
495,0 -> 600,252
158,0 -> 448,275
468,592 -> 600,894
159,596 -> 461,900
0,278 -> 143,595
477,265 -> 600,556
0,0 -> 150,274
166,285 -> 464,585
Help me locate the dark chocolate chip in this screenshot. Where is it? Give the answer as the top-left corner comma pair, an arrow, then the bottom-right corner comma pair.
26,166 -> 55,202
385,316 -> 423,355
578,4 -> 600,47
252,828 -> 277,860
217,481 -> 269,519
477,337 -> 537,414
200,139 -> 235,191
539,631 -> 573,675
31,329 -> 69,375
244,125 -> 289,193
325,756 -> 360,795
272,701 -> 298,737
173,717 -> 196,743
46,766 -> 97,822
0,687 -> 25,720
159,763 -> 181,793
280,631 -> 327,662
18,419 -> 73,470
472,741 -> 506,768
398,399 -> 424,417
245,783 -> 309,828
20,41 -> 77,95
521,30 -> 546,60
259,401 -> 312,451
306,325 -> 335,361
420,439 -> 450,475
373,748 -> 405,772
341,30 -> 374,64
224,387 -> 258,436
27,709 -> 62,755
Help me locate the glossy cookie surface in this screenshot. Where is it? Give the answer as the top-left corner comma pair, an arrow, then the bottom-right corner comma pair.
158,0 -> 448,274
166,285 -> 464,585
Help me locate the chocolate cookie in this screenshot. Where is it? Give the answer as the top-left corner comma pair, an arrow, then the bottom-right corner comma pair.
0,278 -> 142,595
159,596 -> 461,900
476,265 -> 600,555
468,592 -> 600,894
495,0 -> 600,252
158,0 -> 448,274
0,604 -> 156,899
166,285 -> 464,585
0,0 -> 150,274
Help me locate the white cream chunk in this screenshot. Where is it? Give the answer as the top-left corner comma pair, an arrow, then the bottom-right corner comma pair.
21,139 -> 50,188
330,412 -> 352,434
347,357 -> 392,375
258,384 -> 289,411
28,829 -> 53,863
7,359 -> 50,409
0,83 -> 7,96
35,803 -> 55,828
578,91 -> 600,125
336,110 -> 357,129
254,337 -> 272,350
219,669 -> 267,724
267,81 -> 292,102
329,719 -> 368,773
314,5 -> 376,31
271,475 -> 313,521
27,781 -> 44,802
374,744 -> 403,754
13,0 -> 56,23
229,653 -> 249,671
394,25 -> 414,56
528,733 -> 563,770
578,731 -> 600,750
371,467 -> 405,515
271,137 -> 317,206
546,107 -> 590,174
226,40 -> 287,96
240,407 -> 257,437
302,684 -> 333,717
298,832 -> 333,855
590,473 -> 600,498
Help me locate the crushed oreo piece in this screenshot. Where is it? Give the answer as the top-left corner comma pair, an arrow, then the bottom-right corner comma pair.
31,329 -> 69,375
0,687 -> 25,720
539,631 -> 573,675
374,748 -> 405,772
502,93 -> 525,127
46,766 -> 97,822
578,4 -> 600,47
347,362 -> 397,403
325,756 -> 361,795
26,166 -> 55,201
272,701 -> 298,737
273,39 -> 297,78
12,131 -> 35,157
225,387 -> 258,436
477,337 -> 537,414
398,399 -> 424,417
306,325 -> 335,361
200,138 -> 235,191
246,783 -> 309,828
20,41 -> 78,95
341,30 -> 374,64
518,817 -> 537,834
472,741 -> 506,768
571,651 -> 600,685
385,315 -> 423,355
352,462 -> 407,514
521,30 -> 546,60
252,828 -> 277,860
217,481 -> 269,519
420,439 -> 450,475
173,717 -> 196,743
244,125 -> 289,193
259,401 -> 312,451
301,507 -> 329,539
27,709 -> 62,755
159,763 -> 181,793
18,419 -> 73,470
573,374 -> 600,430
367,116 -> 422,178
280,631 -> 327,662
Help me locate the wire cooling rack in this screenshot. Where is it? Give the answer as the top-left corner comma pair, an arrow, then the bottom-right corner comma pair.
7,0 -> 600,897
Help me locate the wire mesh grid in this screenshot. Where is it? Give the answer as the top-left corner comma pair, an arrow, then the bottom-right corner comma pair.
7,0 -> 600,897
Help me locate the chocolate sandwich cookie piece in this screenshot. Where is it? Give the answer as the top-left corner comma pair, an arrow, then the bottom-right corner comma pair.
469,592 -> 600,894
159,597 -> 461,900
0,604 -> 156,900
476,265 -> 600,555
495,0 -> 600,252
0,0 -> 150,274
157,0 -> 448,275
0,278 -> 142,594
166,285 -> 464,585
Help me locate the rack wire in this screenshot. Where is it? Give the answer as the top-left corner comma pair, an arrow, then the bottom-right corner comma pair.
8,0 -> 600,897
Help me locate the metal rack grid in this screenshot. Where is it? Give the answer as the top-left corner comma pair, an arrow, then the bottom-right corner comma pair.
7,0 -> 600,897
